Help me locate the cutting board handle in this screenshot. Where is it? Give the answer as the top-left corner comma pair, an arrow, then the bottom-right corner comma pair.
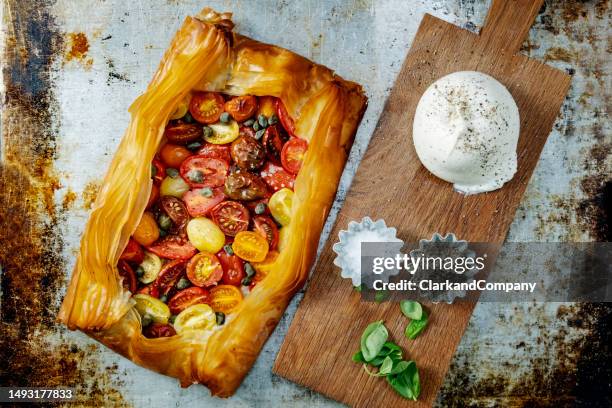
480,0 -> 544,54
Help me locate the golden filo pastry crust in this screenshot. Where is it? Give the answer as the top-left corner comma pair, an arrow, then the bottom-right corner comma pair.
58,8 -> 367,396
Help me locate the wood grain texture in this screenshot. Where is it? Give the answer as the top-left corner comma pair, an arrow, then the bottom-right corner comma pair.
274,0 -> 571,406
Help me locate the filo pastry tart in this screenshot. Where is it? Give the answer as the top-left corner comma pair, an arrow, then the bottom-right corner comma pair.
59,8 -> 367,396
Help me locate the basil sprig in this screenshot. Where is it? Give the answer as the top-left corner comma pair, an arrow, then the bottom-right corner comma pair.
401,300 -> 428,339
353,321 -> 421,400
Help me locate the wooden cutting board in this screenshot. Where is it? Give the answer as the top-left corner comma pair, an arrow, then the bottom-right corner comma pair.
274,0 -> 570,406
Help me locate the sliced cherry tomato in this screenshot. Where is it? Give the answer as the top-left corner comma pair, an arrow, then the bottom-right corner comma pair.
173,303 -> 216,333
186,218 -> 226,253
275,99 -> 298,138
117,260 -> 137,293
153,259 -> 187,297
160,196 -> 189,229
281,138 -> 307,174
187,252 -> 223,287
182,187 -> 225,217
239,126 -> 256,139
120,238 -> 144,264
224,170 -> 269,201
143,322 -> 176,338
232,231 -> 269,262
146,184 -> 159,209
261,162 -> 295,192
206,121 -> 240,144
250,250 -> 279,290
269,188 -> 294,226
189,92 -> 225,124
253,215 -> 279,250
217,250 -> 246,286
133,294 -> 170,324
164,123 -> 202,144
224,95 -> 258,122
244,198 -> 270,214
197,143 -> 231,162
231,136 -> 265,171
160,175 -> 189,198
257,96 -> 276,117
137,283 -> 160,298
160,144 -> 192,168
133,212 -> 160,246
152,158 -> 166,185
211,201 -> 250,236
168,287 -> 211,315
146,235 -> 198,260
209,284 -> 243,314
262,125 -> 287,164
180,155 -> 229,188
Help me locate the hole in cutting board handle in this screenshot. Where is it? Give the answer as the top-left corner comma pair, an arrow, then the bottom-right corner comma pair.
480,0 -> 544,55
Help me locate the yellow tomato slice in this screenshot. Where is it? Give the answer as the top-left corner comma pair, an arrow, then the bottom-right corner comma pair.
173,303 -> 216,334
160,175 -> 190,198
139,251 -> 162,284
268,188 -> 293,226
133,294 -> 170,324
232,231 -> 269,262
186,217 -> 226,253
210,285 -> 243,314
205,120 -> 239,144
133,211 -> 160,246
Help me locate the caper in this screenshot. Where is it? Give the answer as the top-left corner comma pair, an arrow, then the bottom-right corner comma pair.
244,263 -> 256,278
241,276 -> 252,286
223,244 -> 234,255
135,266 -> 145,278
158,214 -> 172,230
243,119 -> 255,127
160,294 -> 168,303
166,168 -> 179,178
169,315 -> 177,324
151,164 -> 158,178
215,312 -> 225,325
183,112 -> 194,123
187,169 -> 204,183
202,126 -> 213,138
199,187 -> 213,197
268,114 -> 279,125
159,229 -> 168,237
252,121 -> 260,131
254,129 -> 265,140
186,141 -> 202,151
220,112 -> 231,124
141,314 -> 153,327
176,277 -> 190,290
258,114 -> 268,128
254,202 -> 266,214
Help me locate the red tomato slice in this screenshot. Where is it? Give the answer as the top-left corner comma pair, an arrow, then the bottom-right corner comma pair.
153,259 -> 187,296
120,238 -> 144,264
244,198 -> 270,214
152,158 -> 166,185
262,125 -> 287,164
197,143 -> 231,162
168,287 -> 211,315
137,283 -> 160,298
160,196 -> 189,227
281,138 -> 308,174
239,126 -> 256,139
117,260 -> 137,293
211,201 -> 250,236
189,92 -> 225,124
217,250 -> 246,286
182,187 -> 225,217
275,99 -> 298,138
224,95 -> 258,122
260,162 -> 295,191
146,235 -> 197,260
253,215 -> 279,250
186,252 -> 223,287
180,155 -> 229,188
143,323 -> 176,338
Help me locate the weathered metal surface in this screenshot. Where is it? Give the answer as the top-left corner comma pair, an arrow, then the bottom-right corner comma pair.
0,0 -> 609,407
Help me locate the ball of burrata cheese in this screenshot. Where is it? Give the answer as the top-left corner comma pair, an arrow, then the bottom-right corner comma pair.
412,71 -> 520,194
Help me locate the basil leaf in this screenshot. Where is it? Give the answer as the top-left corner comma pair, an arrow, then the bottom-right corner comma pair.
360,321 -> 388,362
387,372 -> 414,399
378,356 -> 393,375
389,360 -> 410,375
352,351 -> 367,364
405,311 -> 429,339
400,300 -> 423,320
387,361 -> 420,400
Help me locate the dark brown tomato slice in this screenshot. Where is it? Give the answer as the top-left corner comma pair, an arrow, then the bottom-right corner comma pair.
253,215 -> 279,250
244,198 -> 270,214
146,184 -> 159,209
182,187 -> 225,217
224,171 -> 269,201
117,260 -> 137,293
146,235 -> 197,260
197,143 -> 231,162
211,201 -> 250,236
262,125 -> 288,164
217,250 -> 246,286
160,196 -> 189,227
143,323 -> 176,338
239,126 -> 256,139
160,144 -> 192,168
120,238 -> 144,264
168,287 -> 211,314
152,158 -> 166,185
275,98 -> 298,138
137,283 -> 160,298
230,136 -> 265,171
189,92 -> 225,124
153,259 -> 187,297
260,162 -> 295,192
186,252 -> 223,287
164,123 -> 202,144
281,137 -> 308,174
224,95 -> 258,122
180,155 -> 229,188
